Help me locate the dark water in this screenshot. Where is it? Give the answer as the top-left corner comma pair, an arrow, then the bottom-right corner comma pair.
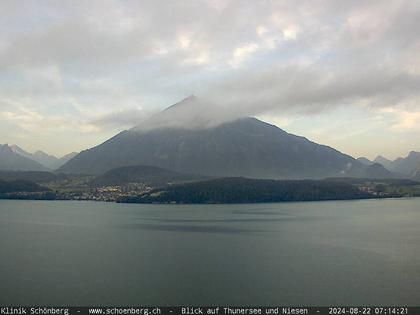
0,198 -> 419,306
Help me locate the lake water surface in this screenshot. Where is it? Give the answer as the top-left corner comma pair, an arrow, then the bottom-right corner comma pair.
0,198 -> 419,305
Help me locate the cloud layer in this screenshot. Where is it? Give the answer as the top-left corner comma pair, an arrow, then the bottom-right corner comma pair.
0,0 -> 419,156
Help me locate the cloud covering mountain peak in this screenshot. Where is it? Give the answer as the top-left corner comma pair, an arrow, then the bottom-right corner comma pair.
132,95 -> 244,131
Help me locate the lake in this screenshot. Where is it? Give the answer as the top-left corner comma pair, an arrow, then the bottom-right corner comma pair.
0,198 -> 419,306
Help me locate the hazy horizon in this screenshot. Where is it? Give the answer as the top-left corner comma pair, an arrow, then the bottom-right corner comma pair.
1,0 -> 419,159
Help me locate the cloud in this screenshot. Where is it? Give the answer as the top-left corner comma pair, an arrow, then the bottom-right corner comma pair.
378,108 -> 420,132
89,108 -> 149,130
202,64 -> 420,119
282,26 -> 298,40
0,96 -> 138,135
0,104 -> 75,134
0,0 -> 420,156
392,111 -> 420,131
230,43 -> 260,67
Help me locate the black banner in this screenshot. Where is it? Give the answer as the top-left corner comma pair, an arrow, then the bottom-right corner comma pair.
0,307 -> 419,315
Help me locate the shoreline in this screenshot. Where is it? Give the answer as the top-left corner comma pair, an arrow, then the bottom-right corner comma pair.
1,194 -> 418,205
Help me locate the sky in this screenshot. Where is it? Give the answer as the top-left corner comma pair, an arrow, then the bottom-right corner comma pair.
0,0 -> 419,159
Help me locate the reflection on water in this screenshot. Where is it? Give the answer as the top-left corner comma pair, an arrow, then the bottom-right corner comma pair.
0,198 -> 419,305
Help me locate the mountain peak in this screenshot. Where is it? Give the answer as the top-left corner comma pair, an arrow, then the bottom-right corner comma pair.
185,94 -> 197,101
0,144 -> 11,150
133,95 -> 242,132
163,94 -> 199,112
374,155 -> 391,162
408,151 -> 420,158
0,143 -> 48,171
33,150 -> 57,159
357,157 -> 373,166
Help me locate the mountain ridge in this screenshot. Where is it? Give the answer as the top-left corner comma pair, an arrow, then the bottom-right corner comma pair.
358,151 -> 420,177
9,145 -> 78,169
0,144 -> 49,172
58,96 -> 392,179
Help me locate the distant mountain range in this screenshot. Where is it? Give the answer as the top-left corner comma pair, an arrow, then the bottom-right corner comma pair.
358,151 -> 420,179
0,144 -> 48,171
59,96 -> 393,180
10,145 -> 58,169
2,96 -> 417,180
0,144 -> 77,171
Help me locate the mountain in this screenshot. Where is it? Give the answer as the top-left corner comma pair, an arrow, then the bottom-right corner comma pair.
132,95 -> 238,131
52,152 -> 78,169
357,157 -> 373,166
10,145 -> 78,170
357,153 -> 420,177
91,165 -> 208,187
59,96 -> 392,179
363,163 -> 397,179
391,151 -> 420,176
0,144 -> 49,171
10,145 -> 57,169
357,159 -> 399,178
373,156 -> 393,170
358,156 -> 394,170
